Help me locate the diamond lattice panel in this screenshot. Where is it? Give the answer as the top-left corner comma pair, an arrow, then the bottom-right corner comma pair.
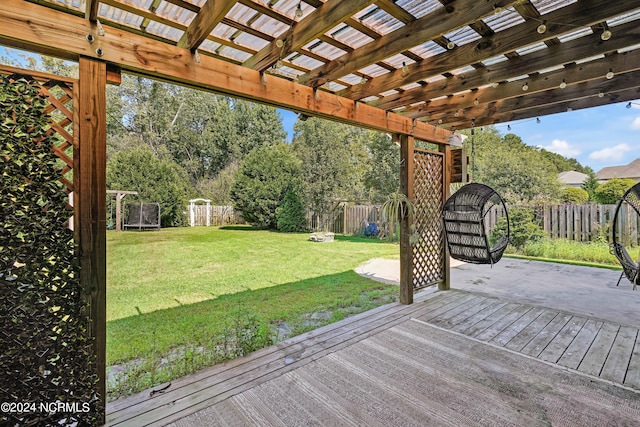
412,149 -> 445,289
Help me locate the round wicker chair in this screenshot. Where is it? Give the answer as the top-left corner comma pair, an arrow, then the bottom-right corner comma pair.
610,182 -> 640,290
442,183 -> 510,265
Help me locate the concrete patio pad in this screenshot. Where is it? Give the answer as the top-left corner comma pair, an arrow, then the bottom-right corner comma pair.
355,257 -> 640,328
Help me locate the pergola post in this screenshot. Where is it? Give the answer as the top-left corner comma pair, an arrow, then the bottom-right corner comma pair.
440,144 -> 452,290
399,133 -> 415,305
77,57 -> 107,419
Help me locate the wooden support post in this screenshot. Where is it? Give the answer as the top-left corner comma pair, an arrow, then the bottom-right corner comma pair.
399,134 -> 414,304
440,144 -> 451,291
77,57 -> 107,420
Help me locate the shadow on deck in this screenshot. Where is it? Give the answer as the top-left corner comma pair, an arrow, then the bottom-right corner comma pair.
106,284 -> 640,426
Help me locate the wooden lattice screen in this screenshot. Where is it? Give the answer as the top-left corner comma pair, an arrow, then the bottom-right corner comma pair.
0,66 -> 101,425
412,148 -> 445,289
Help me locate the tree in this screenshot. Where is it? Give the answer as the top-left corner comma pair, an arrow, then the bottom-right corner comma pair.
582,172 -> 600,201
561,187 -> 589,204
106,146 -> 192,227
230,144 -> 302,229
594,178 -> 637,204
276,190 -> 308,232
462,127 -> 563,204
292,118 -> 368,222
364,131 -> 399,202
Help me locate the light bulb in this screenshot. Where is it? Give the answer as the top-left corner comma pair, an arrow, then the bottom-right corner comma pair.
507,125 -> 511,131
536,117 -> 541,124
491,82 -> 499,88
275,39 -> 284,48
606,69 -> 614,79
401,62 -> 408,74
559,79 -> 567,89
360,77 -> 367,85
295,3 -> 303,18
601,30 -> 612,41
598,92 -> 604,98
474,98 -> 479,105
627,102 -> 632,109
446,41 -> 455,50
522,83 -> 529,91
275,59 -> 283,69
454,110 -> 459,117
567,107 -> 572,112
537,22 -> 547,34
438,119 -> 443,124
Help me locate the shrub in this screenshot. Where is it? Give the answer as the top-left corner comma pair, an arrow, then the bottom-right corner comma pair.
276,190 -> 307,232
594,178 -> 637,204
561,187 -> 589,204
231,144 -> 302,229
491,207 -> 544,250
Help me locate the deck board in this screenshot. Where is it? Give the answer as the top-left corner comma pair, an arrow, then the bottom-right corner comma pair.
108,290 -> 640,426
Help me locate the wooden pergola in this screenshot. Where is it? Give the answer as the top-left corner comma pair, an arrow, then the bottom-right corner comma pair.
2,0 -> 640,423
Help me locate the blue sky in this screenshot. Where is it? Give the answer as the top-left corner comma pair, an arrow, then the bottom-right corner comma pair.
279,101 -> 640,174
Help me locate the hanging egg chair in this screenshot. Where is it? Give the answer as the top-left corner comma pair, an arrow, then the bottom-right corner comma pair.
610,182 -> 640,290
442,183 -> 510,265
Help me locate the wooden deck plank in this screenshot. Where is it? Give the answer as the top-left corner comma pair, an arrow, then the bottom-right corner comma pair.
427,295 -> 492,328
504,310 -> 559,352
461,302 -> 521,337
577,322 -> 620,377
413,292 -> 479,323
473,304 -> 534,341
437,296 -> 501,329
538,316 -> 587,363
521,313 -> 572,358
107,292 -> 452,426
624,333 -> 640,389
557,319 -> 604,370
600,326 -> 639,384
450,299 -> 509,333
489,307 -> 546,347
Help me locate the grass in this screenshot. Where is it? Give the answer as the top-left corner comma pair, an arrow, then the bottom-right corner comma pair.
106,226 -> 398,398
506,238 -> 638,268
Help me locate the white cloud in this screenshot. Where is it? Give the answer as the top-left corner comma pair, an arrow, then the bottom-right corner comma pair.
631,117 -> 640,130
539,139 -> 580,157
588,144 -> 632,161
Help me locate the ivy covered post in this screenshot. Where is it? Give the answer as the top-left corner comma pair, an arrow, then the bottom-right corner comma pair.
0,74 -> 101,425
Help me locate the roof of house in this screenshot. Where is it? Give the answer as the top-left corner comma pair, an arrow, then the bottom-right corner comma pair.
558,171 -> 589,185
596,158 -> 640,180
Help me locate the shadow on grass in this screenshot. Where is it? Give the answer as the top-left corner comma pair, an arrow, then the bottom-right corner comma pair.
107,270 -> 397,364
106,270 -> 398,398
334,234 -> 397,244
219,225 -> 257,231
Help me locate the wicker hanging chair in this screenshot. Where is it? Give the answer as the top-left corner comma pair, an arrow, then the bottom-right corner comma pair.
442,183 -> 510,265
610,182 -> 640,290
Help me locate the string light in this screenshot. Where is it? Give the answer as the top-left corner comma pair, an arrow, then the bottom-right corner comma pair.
598,92 -> 605,98
601,29 -> 612,41
507,125 -> 511,130
559,79 -> 567,89
627,102 -> 632,109
606,69 -> 614,79
522,82 -> 529,91
295,2 -> 303,18
491,82 -> 499,88
275,39 -> 284,48
536,21 -> 547,34
360,76 -> 368,85
474,98 -> 479,105
446,41 -> 455,50
401,62 -> 408,74
536,117 -> 541,124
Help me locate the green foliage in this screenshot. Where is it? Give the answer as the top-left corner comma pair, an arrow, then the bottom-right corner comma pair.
561,187 -> 589,204
491,207 -> 544,250
106,145 -> 192,227
594,178 -> 637,204
364,131 -> 400,202
462,127 -> 565,204
195,160 -> 238,205
276,190 -> 308,232
582,173 -> 600,201
380,192 -> 413,242
0,75 -> 100,425
292,118 -> 369,222
538,147 -> 592,175
520,238 -> 637,266
231,144 -> 302,229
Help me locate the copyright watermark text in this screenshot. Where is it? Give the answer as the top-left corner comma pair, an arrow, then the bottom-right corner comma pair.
1,401 -> 90,414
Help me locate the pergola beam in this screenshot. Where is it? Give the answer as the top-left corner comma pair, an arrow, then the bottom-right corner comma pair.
400,50 -> 640,122
0,0 -> 450,143
299,0 -> 521,87
371,17 -> 640,112
177,0 -> 236,51
339,0 -> 638,101
243,0 -> 376,71
85,0 -> 100,22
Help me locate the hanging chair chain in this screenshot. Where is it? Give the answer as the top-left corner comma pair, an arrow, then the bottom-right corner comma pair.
470,119 -> 475,182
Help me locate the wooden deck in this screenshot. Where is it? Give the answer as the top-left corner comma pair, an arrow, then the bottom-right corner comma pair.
106,290 -> 640,426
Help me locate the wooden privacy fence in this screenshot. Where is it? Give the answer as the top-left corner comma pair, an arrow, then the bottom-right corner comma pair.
189,205 -> 243,226
483,204 -> 640,247
307,205 -> 383,235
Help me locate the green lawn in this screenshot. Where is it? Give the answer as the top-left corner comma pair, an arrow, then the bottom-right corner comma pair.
106,226 -> 398,398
